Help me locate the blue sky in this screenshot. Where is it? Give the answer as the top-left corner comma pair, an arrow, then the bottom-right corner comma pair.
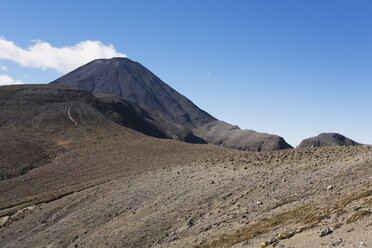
1,0 -> 371,146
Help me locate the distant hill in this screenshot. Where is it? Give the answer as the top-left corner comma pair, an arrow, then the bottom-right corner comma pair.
297,133 -> 361,148
50,57 -> 216,128
193,120 -> 293,152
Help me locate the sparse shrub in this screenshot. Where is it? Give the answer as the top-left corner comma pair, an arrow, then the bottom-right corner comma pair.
346,210 -> 371,224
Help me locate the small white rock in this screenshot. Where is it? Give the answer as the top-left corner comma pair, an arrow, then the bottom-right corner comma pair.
327,185 -> 333,190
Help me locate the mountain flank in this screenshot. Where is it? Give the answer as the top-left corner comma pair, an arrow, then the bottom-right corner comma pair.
194,120 -> 292,151
96,94 -> 205,144
0,84 -> 226,209
298,133 -> 361,148
0,84 -> 204,144
50,57 -> 216,128
0,84 -> 206,181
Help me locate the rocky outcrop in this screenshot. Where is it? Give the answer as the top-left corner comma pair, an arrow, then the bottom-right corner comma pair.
193,120 -> 292,152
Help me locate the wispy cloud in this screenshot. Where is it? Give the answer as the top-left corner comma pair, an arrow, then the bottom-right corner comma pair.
1,66 -> 6,71
0,74 -> 24,85
0,37 -> 126,73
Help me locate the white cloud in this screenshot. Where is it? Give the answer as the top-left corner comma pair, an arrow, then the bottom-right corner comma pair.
0,37 -> 126,73
1,66 -> 6,71
0,74 -> 24,85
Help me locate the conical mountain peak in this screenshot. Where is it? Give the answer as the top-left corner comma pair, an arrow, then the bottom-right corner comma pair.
51,58 -> 216,128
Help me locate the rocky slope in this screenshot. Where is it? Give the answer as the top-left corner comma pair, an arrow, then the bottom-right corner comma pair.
194,120 -> 293,152
0,84 -> 225,209
0,85 -> 207,181
1,145 -> 371,248
298,133 -> 361,148
50,57 -> 216,128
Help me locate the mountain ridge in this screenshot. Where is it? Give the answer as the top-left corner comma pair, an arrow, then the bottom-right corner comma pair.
194,120 -> 293,151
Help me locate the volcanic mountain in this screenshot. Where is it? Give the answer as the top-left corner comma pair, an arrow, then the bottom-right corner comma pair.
50,57 -> 216,129
297,132 -> 361,148
194,120 -> 293,151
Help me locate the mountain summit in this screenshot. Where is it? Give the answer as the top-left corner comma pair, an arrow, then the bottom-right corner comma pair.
50,57 -> 216,128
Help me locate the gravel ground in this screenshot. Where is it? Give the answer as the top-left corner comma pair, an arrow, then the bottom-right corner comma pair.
1,145 -> 371,248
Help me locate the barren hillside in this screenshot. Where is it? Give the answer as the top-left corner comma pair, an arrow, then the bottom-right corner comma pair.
1,143 -> 371,248
0,86 -> 371,248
